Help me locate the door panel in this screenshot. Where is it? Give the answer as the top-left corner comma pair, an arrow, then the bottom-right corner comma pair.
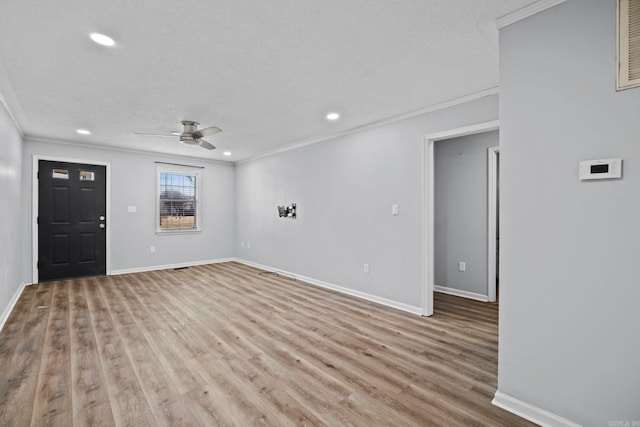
80,233 -> 97,262
52,186 -> 70,222
79,187 -> 97,222
38,160 -> 107,281
51,234 -> 70,265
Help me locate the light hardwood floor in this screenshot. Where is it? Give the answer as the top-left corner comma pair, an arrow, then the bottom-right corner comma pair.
0,261 -> 532,426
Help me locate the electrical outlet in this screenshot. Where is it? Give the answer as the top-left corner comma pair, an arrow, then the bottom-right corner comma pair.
364,263 -> 370,274
241,241 -> 244,248
247,242 -> 251,249
150,245 -> 156,253
392,204 -> 399,216
458,261 -> 466,272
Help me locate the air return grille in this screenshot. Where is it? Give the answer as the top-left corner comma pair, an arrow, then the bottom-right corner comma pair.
618,0 -> 640,89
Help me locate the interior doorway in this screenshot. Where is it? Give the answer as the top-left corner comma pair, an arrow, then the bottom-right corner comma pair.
422,120 -> 499,316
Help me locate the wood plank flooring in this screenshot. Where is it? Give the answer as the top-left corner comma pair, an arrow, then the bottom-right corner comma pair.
0,261 -> 532,426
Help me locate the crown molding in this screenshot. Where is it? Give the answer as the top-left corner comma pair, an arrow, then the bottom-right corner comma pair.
237,86 -> 499,165
24,136 -> 233,167
0,60 -> 25,138
496,0 -> 567,29
0,90 -> 24,139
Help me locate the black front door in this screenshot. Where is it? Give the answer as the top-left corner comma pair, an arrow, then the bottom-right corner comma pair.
38,160 -> 107,282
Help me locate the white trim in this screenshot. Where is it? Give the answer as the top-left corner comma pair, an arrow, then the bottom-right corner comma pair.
111,257 -> 235,276
422,137 -> 435,316
496,0 -> 567,29
487,146 -> 500,302
238,87 -> 499,165
423,120 -> 499,315
0,91 -> 24,138
234,258 -> 423,316
21,88 -> 499,167
434,286 -> 489,302
492,391 -> 581,427
0,282 -> 29,333
0,67 -> 25,138
32,155 -> 112,284
25,136 -> 232,166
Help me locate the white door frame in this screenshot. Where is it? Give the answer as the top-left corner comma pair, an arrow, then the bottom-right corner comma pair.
487,146 -> 499,302
422,120 -> 499,316
32,155 -> 112,284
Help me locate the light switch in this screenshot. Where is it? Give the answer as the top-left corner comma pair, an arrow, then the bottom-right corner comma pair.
392,204 -> 399,216
458,262 -> 466,272
128,205 -> 137,213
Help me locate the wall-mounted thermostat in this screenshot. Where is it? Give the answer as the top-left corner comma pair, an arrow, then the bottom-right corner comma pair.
579,158 -> 622,180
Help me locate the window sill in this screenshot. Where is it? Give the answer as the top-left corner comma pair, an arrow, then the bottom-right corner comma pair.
156,230 -> 202,236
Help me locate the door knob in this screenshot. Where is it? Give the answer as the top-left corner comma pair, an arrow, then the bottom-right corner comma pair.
99,224 -> 105,229
99,215 -> 105,221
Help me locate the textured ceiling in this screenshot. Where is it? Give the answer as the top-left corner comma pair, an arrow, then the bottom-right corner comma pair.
0,0 -> 538,162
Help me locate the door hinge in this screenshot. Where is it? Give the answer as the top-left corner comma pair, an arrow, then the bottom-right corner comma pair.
37,261 -> 39,269
37,217 -> 39,224
37,171 -> 39,179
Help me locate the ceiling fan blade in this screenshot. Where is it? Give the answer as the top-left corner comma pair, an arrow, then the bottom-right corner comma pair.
192,126 -> 222,138
134,132 -> 179,137
198,139 -> 216,150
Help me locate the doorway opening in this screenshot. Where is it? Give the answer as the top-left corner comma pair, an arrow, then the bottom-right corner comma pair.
422,120 -> 499,316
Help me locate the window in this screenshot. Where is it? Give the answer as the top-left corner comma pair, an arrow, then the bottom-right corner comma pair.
52,169 -> 69,179
157,167 -> 201,233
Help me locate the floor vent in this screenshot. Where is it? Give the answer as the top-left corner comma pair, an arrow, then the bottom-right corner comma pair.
618,0 -> 640,90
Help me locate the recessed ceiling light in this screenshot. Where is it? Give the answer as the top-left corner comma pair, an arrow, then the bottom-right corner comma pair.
326,112 -> 340,121
90,33 -> 116,47
76,129 -> 91,135
223,151 -> 232,156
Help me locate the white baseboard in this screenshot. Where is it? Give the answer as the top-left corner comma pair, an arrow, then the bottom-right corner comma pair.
233,258 -> 423,316
111,258 -> 236,276
492,391 -> 581,427
434,285 -> 489,302
0,281 -> 30,333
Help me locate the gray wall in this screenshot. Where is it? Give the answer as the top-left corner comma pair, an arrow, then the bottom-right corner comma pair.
235,95 -> 499,309
21,140 -> 236,283
499,0 -> 640,424
434,130 -> 498,297
0,103 -> 23,321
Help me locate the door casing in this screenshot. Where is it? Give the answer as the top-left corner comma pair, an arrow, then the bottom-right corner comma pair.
32,155 -> 111,284
422,120 -> 499,316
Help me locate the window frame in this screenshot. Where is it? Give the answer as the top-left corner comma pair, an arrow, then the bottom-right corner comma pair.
156,165 -> 202,234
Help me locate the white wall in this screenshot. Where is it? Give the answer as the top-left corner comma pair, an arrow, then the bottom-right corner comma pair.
21,140 -> 235,282
0,102 -> 23,324
235,95 -> 498,310
434,130 -> 498,297
499,0 -> 640,424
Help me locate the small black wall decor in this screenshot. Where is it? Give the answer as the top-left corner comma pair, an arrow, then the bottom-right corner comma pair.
277,203 -> 296,219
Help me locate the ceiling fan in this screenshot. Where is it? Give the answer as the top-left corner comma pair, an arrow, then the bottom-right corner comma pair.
135,120 -> 222,150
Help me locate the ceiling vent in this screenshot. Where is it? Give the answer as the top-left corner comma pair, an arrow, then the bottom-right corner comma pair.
617,0 -> 640,90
